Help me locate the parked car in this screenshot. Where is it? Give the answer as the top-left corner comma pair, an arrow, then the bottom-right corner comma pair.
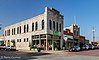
5,46 -> 11,51
93,44 -> 97,49
82,45 -> 86,50
97,44 -> 99,49
0,46 -> 6,50
93,44 -> 99,49
69,46 -> 80,52
88,44 -> 95,49
82,44 -> 89,50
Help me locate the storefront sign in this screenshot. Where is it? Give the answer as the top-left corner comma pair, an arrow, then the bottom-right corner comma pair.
53,31 -> 59,35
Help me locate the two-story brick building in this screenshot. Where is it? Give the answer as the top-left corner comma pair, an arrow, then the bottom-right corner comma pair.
64,24 -> 88,49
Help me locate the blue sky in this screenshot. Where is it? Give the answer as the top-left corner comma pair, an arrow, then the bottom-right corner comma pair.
0,0 -> 99,41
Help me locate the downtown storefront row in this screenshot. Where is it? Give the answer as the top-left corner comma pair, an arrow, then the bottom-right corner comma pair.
31,32 -> 61,51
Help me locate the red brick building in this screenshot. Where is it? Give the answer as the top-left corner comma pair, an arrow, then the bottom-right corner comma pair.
64,24 -> 89,49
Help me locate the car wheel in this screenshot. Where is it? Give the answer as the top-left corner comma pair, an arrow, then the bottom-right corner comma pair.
69,49 -> 72,52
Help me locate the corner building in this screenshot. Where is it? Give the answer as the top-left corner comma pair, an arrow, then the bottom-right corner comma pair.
4,7 -> 64,51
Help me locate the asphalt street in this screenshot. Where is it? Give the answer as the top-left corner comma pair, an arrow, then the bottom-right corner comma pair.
0,50 -> 99,60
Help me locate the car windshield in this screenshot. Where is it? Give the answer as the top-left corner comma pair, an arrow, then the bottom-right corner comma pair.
74,46 -> 79,48
83,45 -> 88,46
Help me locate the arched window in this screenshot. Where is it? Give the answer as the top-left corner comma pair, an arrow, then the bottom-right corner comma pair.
49,20 -> 52,30
24,25 -> 26,33
35,22 -> 38,30
27,24 -> 29,32
20,26 -> 21,33
53,21 -> 55,30
42,20 -> 44,30
56,22 -> 58,31
12,29 -> 13,35
17,27 -> 19,34
32,23 -> 34,31
59,24 -> 61,32
14,28 -> 15,35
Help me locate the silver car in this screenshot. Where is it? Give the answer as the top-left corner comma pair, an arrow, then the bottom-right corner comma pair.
82,44 -> 89,50
69,46 -> 80,52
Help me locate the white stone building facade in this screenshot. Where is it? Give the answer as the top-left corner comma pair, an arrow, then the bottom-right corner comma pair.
4,7 -> 64,50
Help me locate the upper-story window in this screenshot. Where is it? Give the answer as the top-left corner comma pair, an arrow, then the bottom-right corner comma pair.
8,40 -> 10,42
7,29 -> 10,36
20,39 -> 21,42
59,24 -> 61,32
42,20 -> 44,30
17,27 -> 19,34
24,38 -> 26,42
17,39 -> 19,42
49,20 -> 52,30
35,22 -> 38,31
12,29 -> 13,35
24,25 -> 26,33
32,23 -> 34,31
27,38 -> 28,42
27,24 -> 29,32
53,21 -> 55,30
56,22 -> 58,31
20,26 -> 21,34
14,28 -> 15,35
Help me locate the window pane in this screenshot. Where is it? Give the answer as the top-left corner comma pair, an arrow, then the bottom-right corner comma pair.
20,26 -> 21,33
42,20 -> 44,30
27,38 -> 28,42
17,27 -> 19,34
59,24 -> 61,32
56,22 -> 58,31
14,28 -> 15,35
24,25 -> 26,33
32,23 -> 34,31
35,22 -> 38,30
49,20 -> 52,30
24,38 -> 25,42
53,21 -> 55,30
27,24 -> 29,32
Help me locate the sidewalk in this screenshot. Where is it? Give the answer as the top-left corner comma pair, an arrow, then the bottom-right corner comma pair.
18,50 -> 79,54
18,50 -> 68,53
41,50 -> 69,54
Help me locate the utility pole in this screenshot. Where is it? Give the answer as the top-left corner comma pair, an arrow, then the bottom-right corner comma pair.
0,24 -> 2,30
92,27 -> 95,44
